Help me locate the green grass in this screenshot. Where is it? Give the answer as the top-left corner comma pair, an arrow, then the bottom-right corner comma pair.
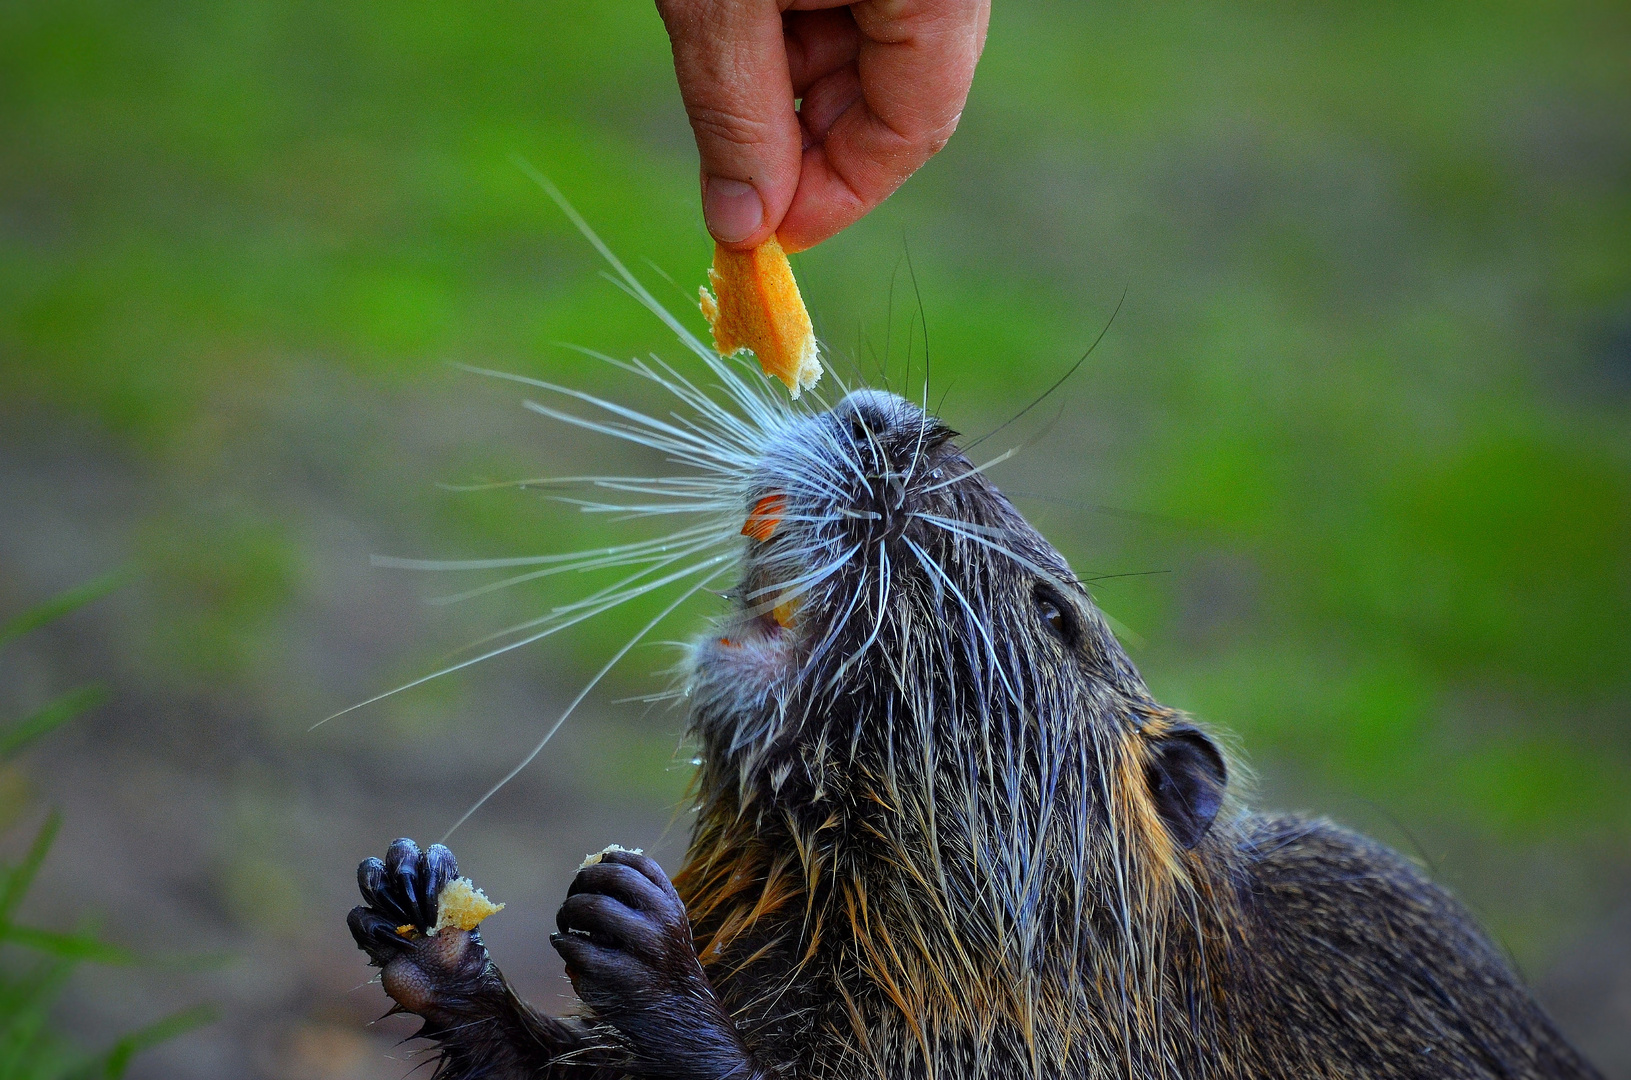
0,582 -> 213,1078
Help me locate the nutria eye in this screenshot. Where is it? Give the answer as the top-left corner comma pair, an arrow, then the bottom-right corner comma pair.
849,416 -> 870,443
1034,586 -> 1076,644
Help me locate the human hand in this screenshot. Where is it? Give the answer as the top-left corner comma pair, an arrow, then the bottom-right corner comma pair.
655,0 -> 990,252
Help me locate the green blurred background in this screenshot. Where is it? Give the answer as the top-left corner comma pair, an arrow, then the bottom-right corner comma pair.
2,0 -> 1628,1076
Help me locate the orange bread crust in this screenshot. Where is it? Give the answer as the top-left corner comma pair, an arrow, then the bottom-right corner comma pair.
699,237 -> 821,397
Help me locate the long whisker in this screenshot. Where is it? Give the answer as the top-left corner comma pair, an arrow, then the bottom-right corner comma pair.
963,285 -> 1126,453
427,532 -> 730,606
918,445 -> 1022,493
543,496 -> 739,517
915,514 -> 1078,598
438,567 -> 727,841
519,399 -> 748,472
313,553 -> 730,728
472,365 -> 747,457
740,543 -> 861,604
438,477 -> 731,496
375,524 -> 726,573
516,162 -> 793,439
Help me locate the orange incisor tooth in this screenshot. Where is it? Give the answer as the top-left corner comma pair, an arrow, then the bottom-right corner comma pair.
742,493 -> 785,542
772,595 -> 798,628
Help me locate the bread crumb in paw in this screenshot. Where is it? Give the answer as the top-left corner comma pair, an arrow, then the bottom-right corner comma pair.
432,877 -> 504,934
699,237 -> 821,397
579,843 -> 642,870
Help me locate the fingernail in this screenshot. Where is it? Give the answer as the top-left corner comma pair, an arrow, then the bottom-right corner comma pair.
703,177 -> 763,244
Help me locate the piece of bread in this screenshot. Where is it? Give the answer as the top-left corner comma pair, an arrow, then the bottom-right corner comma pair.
699,237 -> 822,397
432,876 -> 505,934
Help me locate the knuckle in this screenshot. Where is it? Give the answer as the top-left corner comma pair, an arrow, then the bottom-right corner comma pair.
583,862 -> 627,893
852,0 -> 933,42
605,847 -> 670,885
558,894 -> 603,933
601,858 -> 638,877
688,105 -> 772,150
615,864 -> 662,898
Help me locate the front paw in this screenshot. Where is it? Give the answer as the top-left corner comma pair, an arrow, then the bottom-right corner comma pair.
552,847 -> 747,1075
347,838 -> 499,1021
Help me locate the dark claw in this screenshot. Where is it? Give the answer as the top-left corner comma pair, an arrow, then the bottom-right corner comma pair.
417,843 -> 458,928
356,838 -> 450,933
349,905 -> 413,965
359,856 -> 412,925
384,838 -> 422,925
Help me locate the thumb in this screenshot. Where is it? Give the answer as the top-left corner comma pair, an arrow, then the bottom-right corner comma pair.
656,0 -> 802,248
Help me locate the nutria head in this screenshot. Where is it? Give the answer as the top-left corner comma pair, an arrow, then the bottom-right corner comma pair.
686,388 -> 1227,860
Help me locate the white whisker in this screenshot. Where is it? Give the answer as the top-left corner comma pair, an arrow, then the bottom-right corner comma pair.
544,496 -> 739,516
436,547 -> 731,659
830,541 -> 891,684
901,534 -> 1022,707
373,523 -> 725,572
314,550 -> 732,731
919,445 -> 1021,493
916,513 -> 1078,598
438,567 -> 727,841
426,532 -> 729,606
739,543 -> 862,605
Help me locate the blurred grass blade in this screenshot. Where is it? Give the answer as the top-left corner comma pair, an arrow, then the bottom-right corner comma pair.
0,926 -> 134,965
0,570 -> 128,653
0,812 -> 60,926
0,686 -> 108,761
84,1005 -> 216,1079
0,960 -> 74,1074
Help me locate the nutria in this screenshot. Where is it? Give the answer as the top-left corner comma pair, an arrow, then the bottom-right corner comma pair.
347,386 -> 1602,1080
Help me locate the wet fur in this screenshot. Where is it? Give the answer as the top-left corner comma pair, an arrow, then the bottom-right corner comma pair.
349,386 -> 1600,1079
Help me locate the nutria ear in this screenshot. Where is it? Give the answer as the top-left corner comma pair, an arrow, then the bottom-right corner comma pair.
1144,723 -> 1227,850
